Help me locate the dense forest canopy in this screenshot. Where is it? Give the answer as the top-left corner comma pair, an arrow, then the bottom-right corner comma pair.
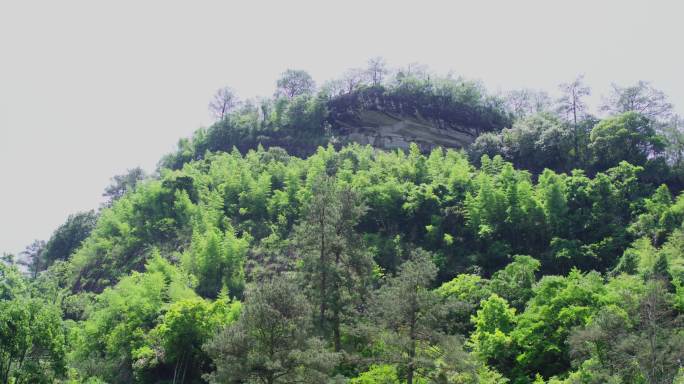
3,61 -> 684,384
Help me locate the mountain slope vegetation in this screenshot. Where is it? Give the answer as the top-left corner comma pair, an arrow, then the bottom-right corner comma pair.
3,63 -> 684,384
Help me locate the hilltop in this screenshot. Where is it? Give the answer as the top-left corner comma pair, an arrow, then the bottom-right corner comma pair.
160,67 -> 511,169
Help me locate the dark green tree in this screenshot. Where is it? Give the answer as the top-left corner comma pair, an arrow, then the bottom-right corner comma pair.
17,240 -> 45,279
296,176 -> 373,351
204,276 -> 338,384
590,112 -> 665,171
102,167 -> 146,207
41,211 -> 97,269
370,249 -> 442,384
569,279 -> 684,384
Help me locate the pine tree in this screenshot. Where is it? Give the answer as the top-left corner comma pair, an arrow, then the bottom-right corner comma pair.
296,176 -> 373,350
370,249 -> 442,384
204,276 -> 338,384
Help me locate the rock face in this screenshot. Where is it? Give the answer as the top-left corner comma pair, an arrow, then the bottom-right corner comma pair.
334,110 -> 478,152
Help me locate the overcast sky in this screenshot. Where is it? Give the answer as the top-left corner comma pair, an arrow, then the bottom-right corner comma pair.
1,0 -> 683,256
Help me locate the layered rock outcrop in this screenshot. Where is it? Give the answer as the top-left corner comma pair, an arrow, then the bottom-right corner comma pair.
333,110 -> 478,151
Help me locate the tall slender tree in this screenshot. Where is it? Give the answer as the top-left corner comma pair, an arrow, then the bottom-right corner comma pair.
296,176 -> 373,351
208,87 -> 240,121
557,75 -> 591,164
366,56 -> 388,86
370,249 -> 442,384
17,240 -> 45,279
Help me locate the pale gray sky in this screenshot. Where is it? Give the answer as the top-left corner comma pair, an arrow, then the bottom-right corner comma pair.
1,0 -> 683,256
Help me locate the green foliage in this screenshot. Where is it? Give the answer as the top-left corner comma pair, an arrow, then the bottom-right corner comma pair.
469,107 -> 681,189
568,279 -> 684,384
369,250 -> 442,384
630,185 -> 684,246
590,112 -> 665,171
204,276 -> 338,384
511,270 -> 607,380
182,226 -> 250,299
437,274 -> 491,302
471,113 -> 575,173
133,296 -> 240,383
71,253 -> 196,382
76,138 -> 668,292
350,364 -> 401,384
162,70 -> 510,170
489,255 -> 540,311
0,261 -> 27,300
70,180 -> 196,292
0,298 -> 66,384
37,134 -> 684,383
102,167 -> 146,207
436,274 -> 491,334
42,210 -> 98,269
328,76 -> 511,137
469,294 -> 517,376
295,175 -> 374,350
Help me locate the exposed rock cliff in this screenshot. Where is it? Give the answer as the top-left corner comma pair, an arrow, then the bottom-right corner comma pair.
333,110 -> 478,151
326,85 -> 508,152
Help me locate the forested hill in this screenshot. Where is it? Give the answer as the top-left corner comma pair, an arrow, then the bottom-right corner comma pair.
160,67 -> 512,169
160,68 -> 683,190
3,65 -> 684,384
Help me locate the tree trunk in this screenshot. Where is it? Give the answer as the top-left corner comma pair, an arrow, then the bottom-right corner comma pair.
573,97 -> 579,165
180,353 -> 189,384
333,311 -> 341,352
2,360 -> 12,384
333,249 -> 342,352
407,331 -> 416,384
407,289 -> 417,384
319,209 -> 327,331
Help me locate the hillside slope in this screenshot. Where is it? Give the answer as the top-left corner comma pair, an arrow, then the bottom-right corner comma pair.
5,69 -> 684,384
